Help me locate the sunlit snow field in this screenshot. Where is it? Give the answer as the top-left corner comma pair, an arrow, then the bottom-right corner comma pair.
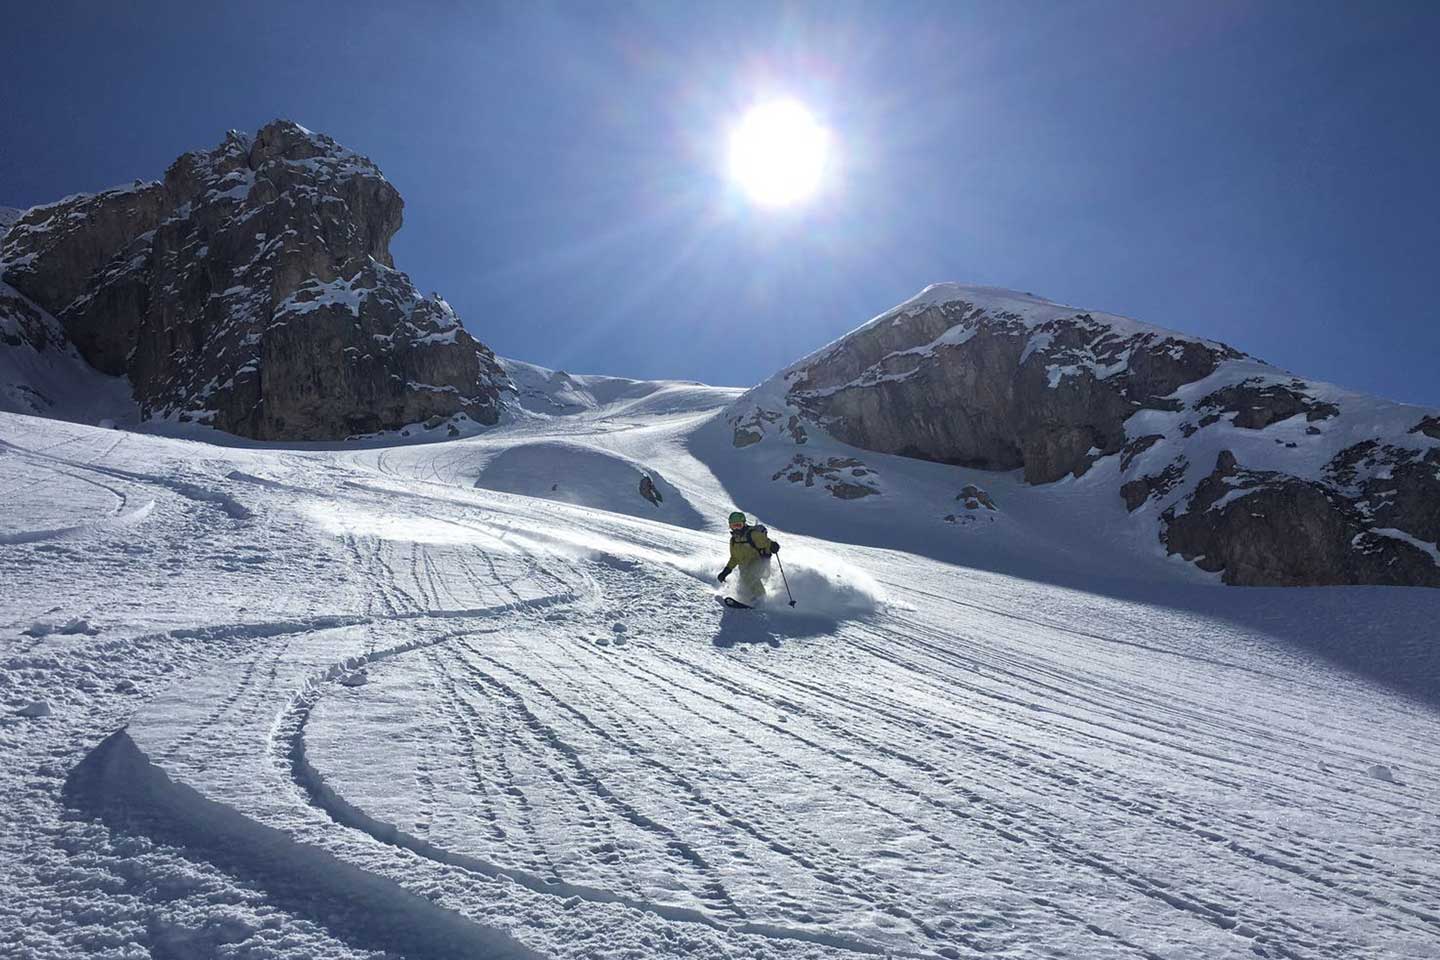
2,375 -> 1438,960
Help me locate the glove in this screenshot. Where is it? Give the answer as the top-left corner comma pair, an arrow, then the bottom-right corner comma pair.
769,542 -> 780,555
717,568 -> 730,583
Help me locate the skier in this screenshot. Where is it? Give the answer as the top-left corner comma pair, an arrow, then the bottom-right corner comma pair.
639,474 -> 663,507
717,511 -> 780,606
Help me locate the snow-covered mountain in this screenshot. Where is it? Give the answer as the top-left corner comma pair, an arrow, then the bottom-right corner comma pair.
501,356 -> 726,420
9,121 -> 1432,589
725,284 -> 1440,588
0,122 -> 507,439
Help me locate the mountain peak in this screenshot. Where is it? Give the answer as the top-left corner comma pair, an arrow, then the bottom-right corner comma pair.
0,123 -> 505,438
726,284 -> 1440,588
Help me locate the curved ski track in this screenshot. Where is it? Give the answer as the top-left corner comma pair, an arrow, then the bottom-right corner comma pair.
12,417 -> 1436,960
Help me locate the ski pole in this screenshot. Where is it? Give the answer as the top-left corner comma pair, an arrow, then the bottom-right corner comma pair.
775,554 -> 797,607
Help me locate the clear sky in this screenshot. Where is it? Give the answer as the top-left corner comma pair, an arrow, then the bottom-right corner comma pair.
3,1 -> 1437,404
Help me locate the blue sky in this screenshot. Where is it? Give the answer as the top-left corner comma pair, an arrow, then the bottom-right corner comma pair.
3,1 -> 1437,404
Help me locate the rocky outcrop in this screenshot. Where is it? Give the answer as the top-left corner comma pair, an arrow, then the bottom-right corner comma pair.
0,279 -> 132,419
1195,379 -> 1338,430
1163,452 -> 1440,587
1326,441 -> 1440,544
728,284 -> 1440,588
778,289 -> 1240,484
771,453 -> 879,499
2,184 -> 172,329
957,484 -> 996,510
1121,457 -> 1187,512
0,281 -> 62,352
944,484 -> 999,526
1412,416 -> 1440,442
0,281 -> 66,413
0,121 -> 507,440
732,407 -> 806,448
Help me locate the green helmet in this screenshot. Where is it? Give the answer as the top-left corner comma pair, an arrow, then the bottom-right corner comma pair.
728,511 -> 746,527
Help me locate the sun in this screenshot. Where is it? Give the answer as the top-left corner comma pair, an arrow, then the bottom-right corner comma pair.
727,99 -> 830,208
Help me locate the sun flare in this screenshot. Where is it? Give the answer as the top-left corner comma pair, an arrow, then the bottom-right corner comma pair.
727,99 -> 830,208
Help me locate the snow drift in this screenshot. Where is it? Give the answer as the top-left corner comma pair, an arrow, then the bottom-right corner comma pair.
474,439 -> 705,527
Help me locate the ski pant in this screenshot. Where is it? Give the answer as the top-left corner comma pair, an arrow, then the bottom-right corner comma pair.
735,556 -> 772,604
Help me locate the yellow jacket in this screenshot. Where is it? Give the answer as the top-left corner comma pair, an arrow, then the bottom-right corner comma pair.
724,524 -> 774,571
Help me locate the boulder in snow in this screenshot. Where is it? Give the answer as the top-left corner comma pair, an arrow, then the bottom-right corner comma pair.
770,453 -> 879,499
957,484 -> 997,510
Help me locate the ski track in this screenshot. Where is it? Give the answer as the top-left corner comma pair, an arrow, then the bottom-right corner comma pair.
500,636 -> 992,949
3,412 -> 1438,960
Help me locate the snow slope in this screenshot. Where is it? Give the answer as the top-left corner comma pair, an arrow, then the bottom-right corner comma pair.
3,379 -> 1439,960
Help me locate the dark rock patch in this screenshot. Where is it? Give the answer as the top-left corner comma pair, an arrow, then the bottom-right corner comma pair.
733,428 -> 762,447
957,484 -> 997,510
1411,416 -> 1440,441
771,453 -> 879,498
1119,434 -> 1164,472
1326,441 -> 1382,487
787,301 -> 1235,484
1121,458 -> 1187,512
1162,452 -> 1440,587
1198,379 -> 1339,430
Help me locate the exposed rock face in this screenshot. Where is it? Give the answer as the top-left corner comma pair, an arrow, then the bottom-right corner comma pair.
1163,452 -> 1440,587
1195,379 -> 1338,430
0,282 -> 61,352
727,284 -> 1440,588
1120,457 -> 1187,512
0,121 -> 507,439
1326,441 -> 1440,544
783,290 -> 1239,484
0,279 -> 132,418
2,185 -> 172,329
0,281 -> 67,413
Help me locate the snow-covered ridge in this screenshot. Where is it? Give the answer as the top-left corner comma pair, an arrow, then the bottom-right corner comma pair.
1,184 -> 155,243
779,283 -> 1243,388
500,356 -> 738,420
